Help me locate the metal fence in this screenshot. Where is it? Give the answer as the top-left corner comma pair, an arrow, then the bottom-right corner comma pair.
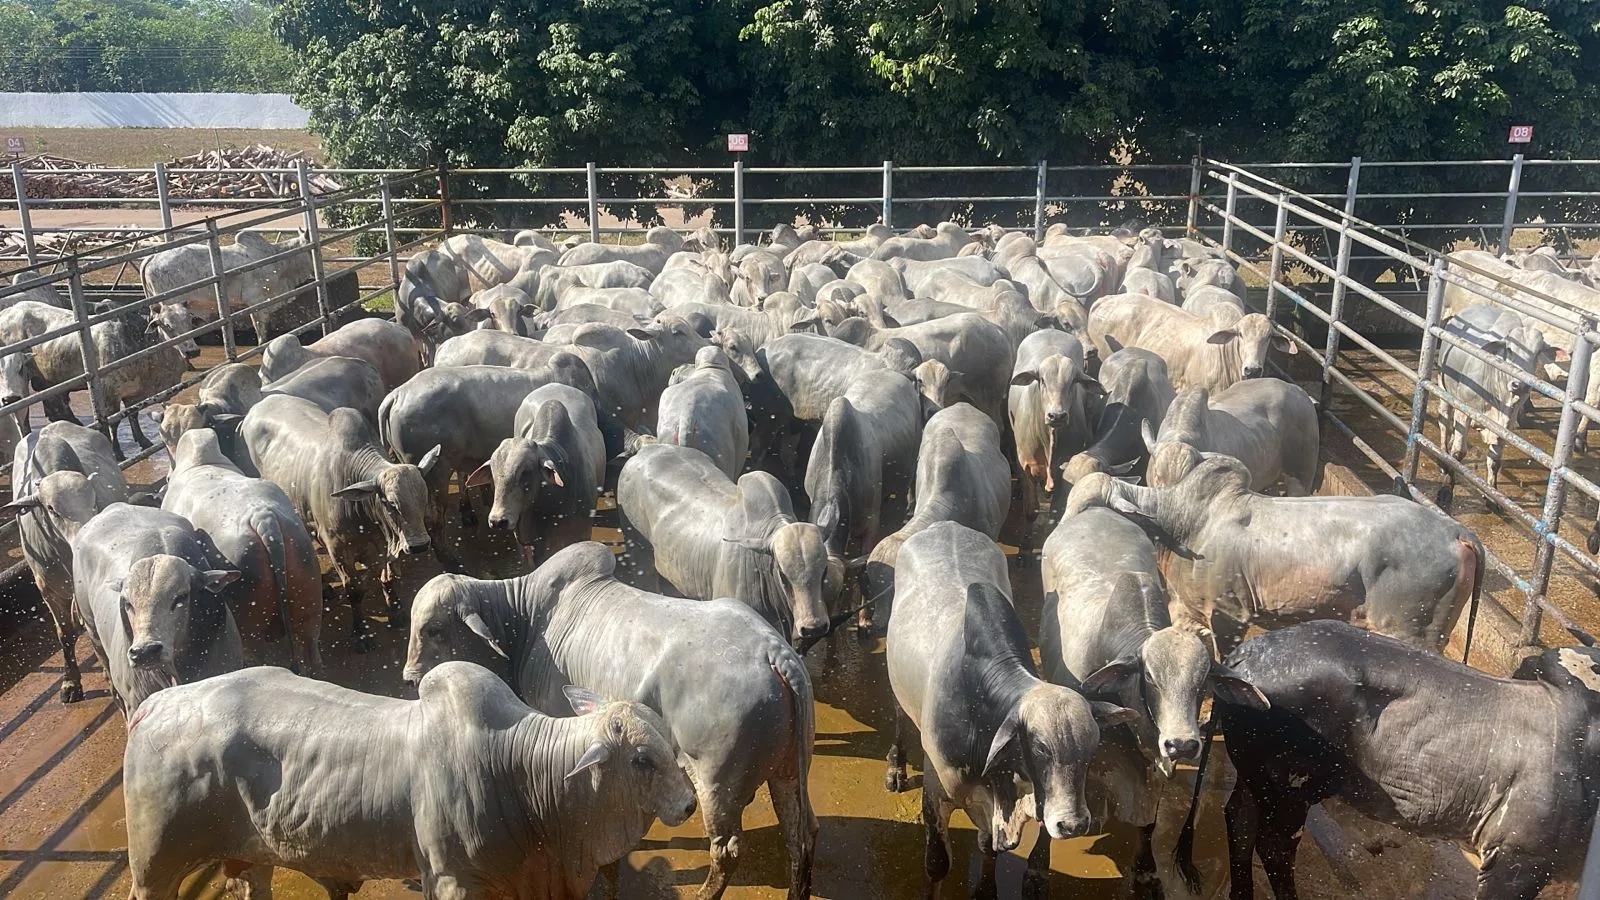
0,167 -> 446,580
1194,159 -> 1600,653
3,155 -> 1600,642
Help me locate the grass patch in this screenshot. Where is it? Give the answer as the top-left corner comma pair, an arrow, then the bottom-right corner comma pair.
9,128 -> 324,167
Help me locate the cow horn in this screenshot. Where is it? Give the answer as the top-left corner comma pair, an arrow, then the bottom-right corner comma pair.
1,495 -> 41,513
459,610 -> 508,659
565,741 -> 611,781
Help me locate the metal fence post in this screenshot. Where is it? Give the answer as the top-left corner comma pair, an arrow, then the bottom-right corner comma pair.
436,161 -> 453,237
1220,174 -> 1238,256
1498,152 -> 1525,255
733,160 -> 745,248
586,162 -> 600,243
1401,257 -> 1449,487
1185,155 -> 1204,236
205,219 -> 238,363
1264,193 -> 1289,321
379,178 -> 403,297
11,161 -> 37,267
1320,157 -> 1362,408
1523,322 -> 1596,648
64,259 -> 110,442
1034,160 -> 1048,241
154,162 -> 174,236
882,160 -> 894,229
295,159 -> 333,337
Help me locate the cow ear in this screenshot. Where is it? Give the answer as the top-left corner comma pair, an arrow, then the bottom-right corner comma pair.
982,706 -> 1023,778
1140,418 -> 1159,450
1271,333 -> 1299,355
1212,664 -> 1270,710
1081,655 -> 1142,695
564,684 -> 607,716
519,304 -> 539,318
148,408 -> 164,424
880,312 -> 902,328
463,462 -> 494,489
1034,315 -> 1059,331
200,569 -> 242,594
1479,338 -> 1508,356
417,444 -> 443,475
422,320 -> 443,336
1206,329 -> 1239,345
1,495 -> 41,513
459,609 -> 509,658
465,307 -> 493,323
541,459 -> 565,487
331,479 -> 380,499
106,577 -> 125,595
1009,370 -> 1040,387
1178,259 -> 1197,277
1106,457 -> 1139,476
813,501 -> 840,540
565,741 -> 611,781
1090,701 -> 1140,729
626,328 -> 655,341
145,317 -> 161,334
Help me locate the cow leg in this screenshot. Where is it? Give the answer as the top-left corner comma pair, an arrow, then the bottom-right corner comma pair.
973,823 -> 999,900
1224,781 -> 1260,900
379,560 -> 409,629
1022,831 -> 1051,900
921,759 -> 954,884
311,879 -> 361,900
224,862 -> 273,900
124,401 -> 152,449
884,706 -> 911,792
698,791 -> 746,900
1254,798 -> 1309,900
40,586 -> 83,703
1133,822 -> 1163,900
618,518 -> 660,592
1475,847 -> 1554,900
1482,427 -> 1503,487
594,861 -> 622,900
769,776 -> 817,900
322,531 -> 375,654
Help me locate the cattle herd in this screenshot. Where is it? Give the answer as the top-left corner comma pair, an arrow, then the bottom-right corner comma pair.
3,216 -> 1600,900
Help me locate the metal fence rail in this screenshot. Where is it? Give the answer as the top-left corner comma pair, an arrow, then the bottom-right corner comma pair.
1196,159 -> 1600,652
0,169 -> 445,582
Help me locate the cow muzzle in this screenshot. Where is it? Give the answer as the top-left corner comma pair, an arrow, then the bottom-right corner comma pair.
1045,410 -> 1069,427
487,513 -> 511,532
1242,364 -> 1264,379
1046,812 -> 1091,840
0,395 -> 20,407
128,640 -> 165,668
1162,737 -> 1201,761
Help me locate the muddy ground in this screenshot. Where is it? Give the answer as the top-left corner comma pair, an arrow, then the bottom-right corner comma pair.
0,340 -> 1584,899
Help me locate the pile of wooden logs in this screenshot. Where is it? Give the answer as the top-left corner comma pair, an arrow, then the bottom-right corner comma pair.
0,145 -> 343,202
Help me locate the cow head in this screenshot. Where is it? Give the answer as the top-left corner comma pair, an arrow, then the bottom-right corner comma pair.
725,518 -> 830,648
625,315 -> 709,368
1010,350 -> 1101,432
710,327 -> 760,380
971,585 -> 1135,844
331,448 -> 439,559
1081,577 -> 1265,769
424,302 -> 492,341
564,688 -> 698,829
3,470 -> 100,539
1207,312 -> 1293,381
0,349 -> 38,410
258,334 -> 306,384
147,303 -> 200,359
1176,258 -> 1235,294
151,402 -> 211,454
469,435 -> 565,539
914,358 -> 952,418
114,553 -> 240,673
403,572 -> 511,684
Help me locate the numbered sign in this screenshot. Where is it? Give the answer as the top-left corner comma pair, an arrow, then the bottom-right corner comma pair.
1508,125 -> 1533,144
727,133 -> 749,153
4,136 -> 23,155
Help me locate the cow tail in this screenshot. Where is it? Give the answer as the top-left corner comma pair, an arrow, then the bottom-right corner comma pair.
1460,535 -> 1484,665
1173,715 -> 1216,893
249,509 -> 298,672
770,644 -> 815,825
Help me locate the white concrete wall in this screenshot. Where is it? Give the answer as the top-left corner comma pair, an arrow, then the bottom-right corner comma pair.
0,93 -> 309,128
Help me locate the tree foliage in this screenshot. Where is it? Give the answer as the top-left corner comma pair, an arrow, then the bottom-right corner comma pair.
0,0 -> 292,92
273,0 -> 1600,234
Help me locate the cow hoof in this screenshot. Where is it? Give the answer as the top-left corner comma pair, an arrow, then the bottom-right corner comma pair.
350,631 -> 377,654
884,766 -> 908,793
972,877 -> 999,900
1434,483 -> 1454,510
1588,528 -> 1600,556
460,507 -> 478,529
59,682 -> 83,704
924,837 -> 950,884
